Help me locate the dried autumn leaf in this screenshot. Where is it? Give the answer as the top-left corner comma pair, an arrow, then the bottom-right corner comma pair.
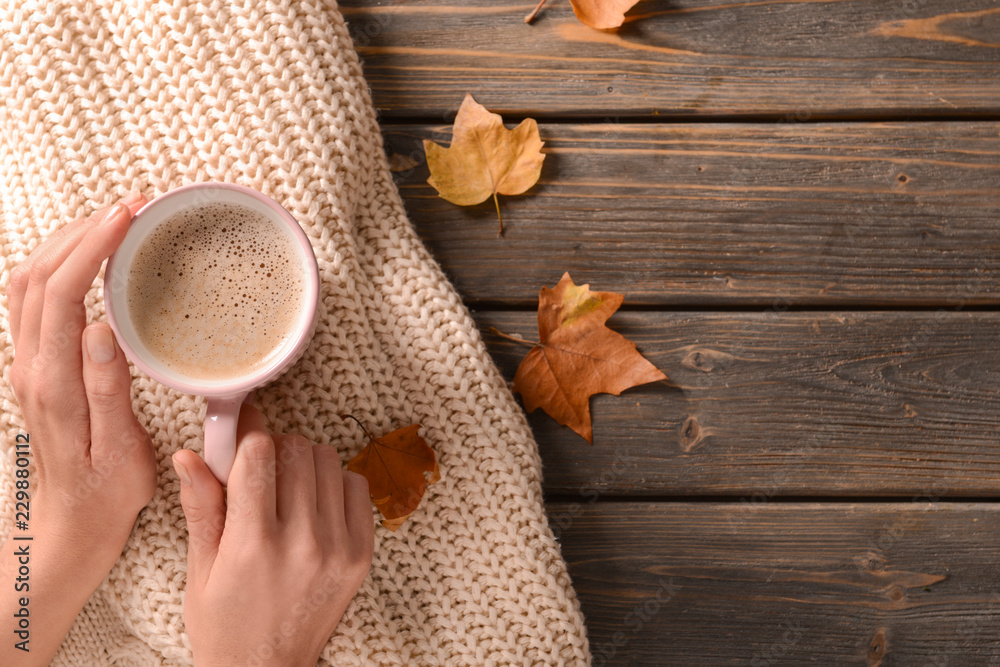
570,0 -> 641,29
344,419 -> 440,531
509,273 -> 667,443
423,93 -> 544,235
524,0 -> 641,30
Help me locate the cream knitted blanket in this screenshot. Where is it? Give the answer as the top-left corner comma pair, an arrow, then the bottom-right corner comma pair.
0,1 -> 591,664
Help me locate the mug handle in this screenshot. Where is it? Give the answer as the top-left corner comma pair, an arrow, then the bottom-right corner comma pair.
205,393 -> 248,485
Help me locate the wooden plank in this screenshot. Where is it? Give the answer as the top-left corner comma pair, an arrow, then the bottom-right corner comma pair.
340,0 -> 1000,119
550,501 -> 1000,665
386,122 -> 1000,307
477,311 -> 1000,497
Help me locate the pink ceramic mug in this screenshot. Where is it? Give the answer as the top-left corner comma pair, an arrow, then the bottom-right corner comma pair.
104,182 -> 320,484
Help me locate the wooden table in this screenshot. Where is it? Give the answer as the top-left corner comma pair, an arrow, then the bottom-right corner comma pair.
341,1 -> 1000,663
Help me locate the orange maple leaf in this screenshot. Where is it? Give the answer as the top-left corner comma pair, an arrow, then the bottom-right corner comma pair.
423,93 -> 545,235
344,419 -> 440,531
509,273 -> 667,443
525,0 -> 641,30
570,0 -> 642,29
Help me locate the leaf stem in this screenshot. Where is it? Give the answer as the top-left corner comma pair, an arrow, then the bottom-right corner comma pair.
488,327 -> 539,347
492,191 -> 503,236
524,0 -> 548,23
341,414 -> 374,442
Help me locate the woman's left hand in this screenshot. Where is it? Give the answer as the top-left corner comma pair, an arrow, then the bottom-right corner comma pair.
2,191 -> 159,666
5,191 -> 156,559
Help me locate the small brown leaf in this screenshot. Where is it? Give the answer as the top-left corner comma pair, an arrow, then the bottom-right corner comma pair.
345,420 -> 440,531
423,93 -> 545,235
570,0 -> 642,29
511,273 -> 667,442
524,0 -> 641,29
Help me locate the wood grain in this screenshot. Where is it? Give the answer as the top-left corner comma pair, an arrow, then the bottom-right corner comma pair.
386,122 -> 1000,307
340,0 -> 1000,119
346,5 -> 1000,662
478,311 -> 1000,497
551,501 -> 1000,665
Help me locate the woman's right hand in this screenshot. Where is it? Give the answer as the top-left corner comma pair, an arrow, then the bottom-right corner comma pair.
172,404 -> 374,666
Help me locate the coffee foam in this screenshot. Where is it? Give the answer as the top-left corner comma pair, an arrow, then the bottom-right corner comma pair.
127,202 -> 306,381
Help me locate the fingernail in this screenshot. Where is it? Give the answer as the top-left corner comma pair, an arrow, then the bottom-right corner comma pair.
121,191 -> 144,205
101,203 -> 127,225
85,326 -> 116,363
173,455 -> 192,487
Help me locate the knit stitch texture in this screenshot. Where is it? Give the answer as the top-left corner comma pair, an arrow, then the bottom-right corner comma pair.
0,1 -> 591,664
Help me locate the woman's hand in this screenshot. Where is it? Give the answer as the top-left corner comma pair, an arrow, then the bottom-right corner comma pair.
6,191 -> 156,542
173,404 -> 374,666
1,192 -> 158,665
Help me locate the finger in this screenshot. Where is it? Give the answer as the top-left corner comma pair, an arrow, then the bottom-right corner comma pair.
82,323 -> 143,460
9,192 -> 145,297
313,444 -> 346,528
35,203 -> 132,366
342,470 -> 375,556
173,449 -> 226,589
274,433 -> 317,524
8,193 -> 145,349
225,403 -> 277,536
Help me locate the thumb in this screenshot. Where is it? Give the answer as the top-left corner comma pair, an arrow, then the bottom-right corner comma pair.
172,449 -> 226,588
82,323 -> 145,459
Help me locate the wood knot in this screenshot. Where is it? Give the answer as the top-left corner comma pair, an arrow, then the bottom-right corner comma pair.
680,415 -> 704,452
680,346 -> 734,373
897,172 -> 909,184
858,552 -> 886,572
868,627 -> 887,666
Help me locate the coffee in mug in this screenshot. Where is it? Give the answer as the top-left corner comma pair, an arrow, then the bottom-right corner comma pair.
126,202 -> 306,381
105,182 -> 320,484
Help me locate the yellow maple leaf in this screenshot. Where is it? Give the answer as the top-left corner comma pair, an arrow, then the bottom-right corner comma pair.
423,93 -> 545,235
